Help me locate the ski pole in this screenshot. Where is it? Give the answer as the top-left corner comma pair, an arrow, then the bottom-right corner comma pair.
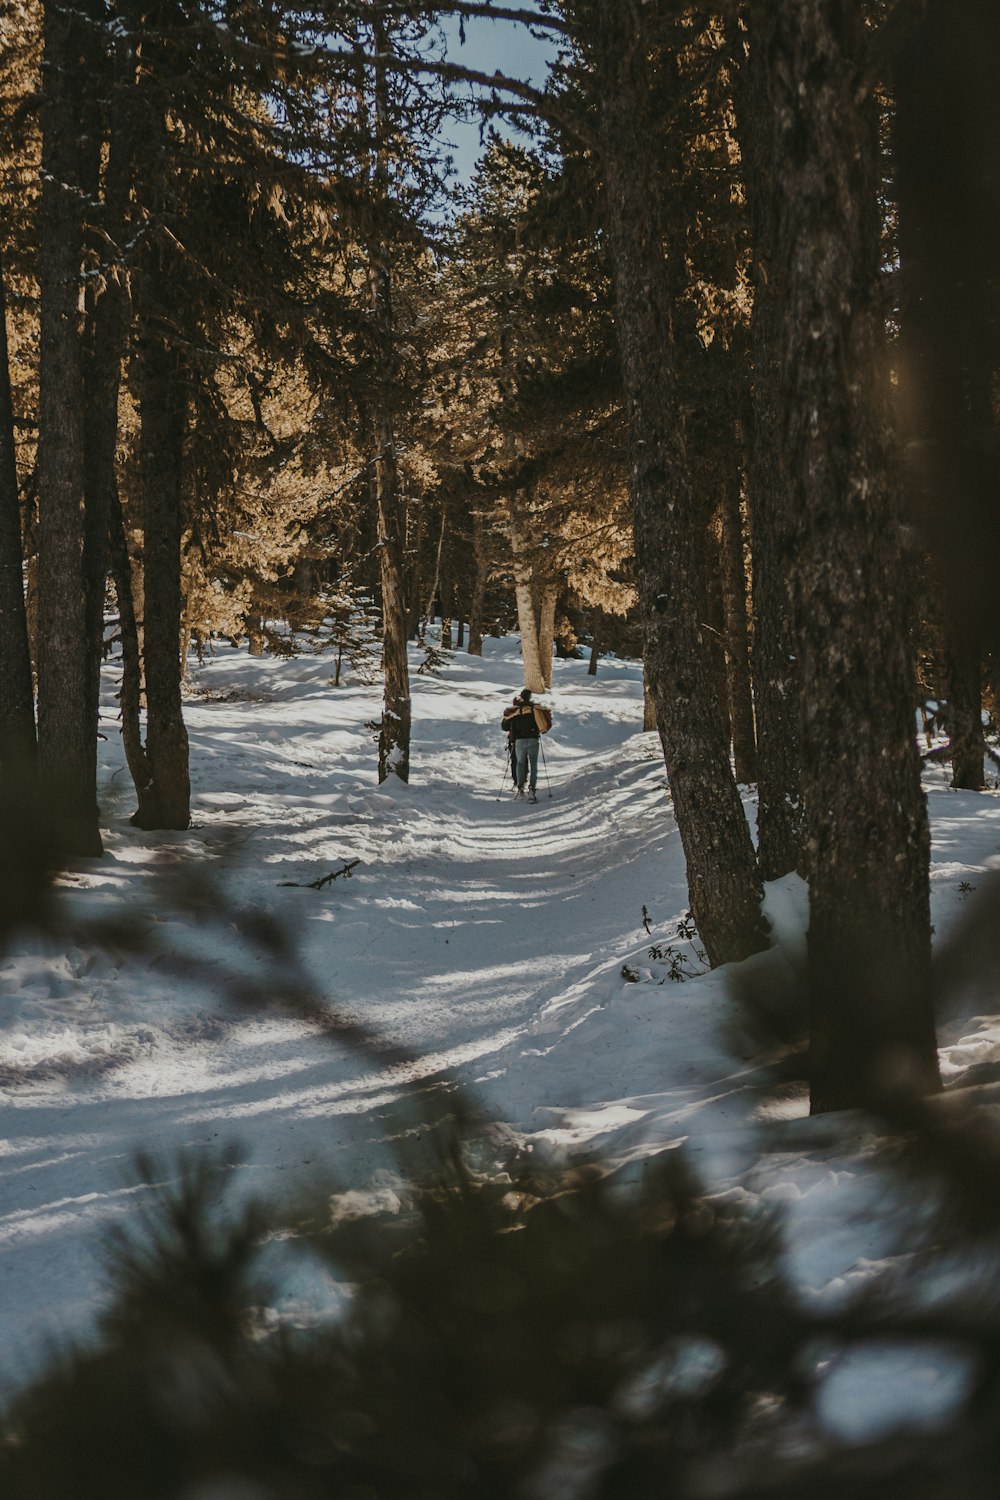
539,739 -> 552,798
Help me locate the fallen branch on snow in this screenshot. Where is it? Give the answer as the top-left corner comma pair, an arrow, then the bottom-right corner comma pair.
278,860 -> 360,890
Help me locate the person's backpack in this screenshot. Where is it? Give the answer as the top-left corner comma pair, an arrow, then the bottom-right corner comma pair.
537,706 -> 552,734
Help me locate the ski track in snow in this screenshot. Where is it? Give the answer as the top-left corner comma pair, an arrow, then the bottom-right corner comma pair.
3,635 -> 1000,1440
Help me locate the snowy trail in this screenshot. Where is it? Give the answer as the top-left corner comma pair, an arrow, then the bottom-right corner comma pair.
0,641 -> 689,1377
5,635 -> 1000,1422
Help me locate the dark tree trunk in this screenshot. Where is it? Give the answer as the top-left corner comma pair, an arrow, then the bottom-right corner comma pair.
131,330 -> 190,830
440,575 -> 454,651
35,0 -> 102,855
109,491 -> 150,800
82,38 -> 135,811
769,0 -> 939,1112
595,11 -> 766,968
719,470 -> 757,785
588,608 -> 601,677
375,410 -> 411,783
894,2 -> 999,794
467,507 -> 487,657
0,241 -> 35,772
369,20 -> 410,784
940,607 -> 985,790
742,2 -> 803,880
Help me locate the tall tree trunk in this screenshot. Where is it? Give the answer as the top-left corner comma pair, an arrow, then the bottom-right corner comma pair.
109,490 -> 150,800
743,1 -> 803,879
369,18 -> 410,784
595,11 -> 766,968
537,581 -> 557,691
719,472 -> 757,785
0,241 -> 35,772
35,0 -> 102,855
894,1 -> 998,795
510,508 -> 545,693
467,506 -> 487,657
941,605 -> 985,791
131,329 -> 190,830
770,0 -> 939,1111
440,575 -> 454,651
82,36 -> 135,814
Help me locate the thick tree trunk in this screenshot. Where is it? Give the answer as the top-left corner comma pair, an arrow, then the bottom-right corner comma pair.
537,582 -> 557,690
719,473 -> 757,785
0,241 -> 35,772
894,3 -> 998,796
770,0 -> 939,1111
595,12 -> 766,968
510,512 -> 545,693
35,0 -> 101,855
642,662 -> 657,733
743,2 -> 803,880
131,331 -> 190,830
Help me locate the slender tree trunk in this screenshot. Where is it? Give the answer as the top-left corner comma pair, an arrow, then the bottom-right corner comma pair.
941,606 -> 985,790
0,241 -> 35,772
131,329 -> 190,830
82,37 -> 134,814
424,503 -> 446,626
440,575 -> 454,651
467,507 -> 487,657
35,0 -> 101,855
369,19 -> 410,784
719,472 -> 757,785
374,420 -> 411,782
595,11 -> 766,967
769,0 -> 939,1111
109,490 -> 150,799
588,608 -> 601,677
743,1 -> 803,879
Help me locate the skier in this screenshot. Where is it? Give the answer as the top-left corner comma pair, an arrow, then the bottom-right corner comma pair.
501,688 -> 551,801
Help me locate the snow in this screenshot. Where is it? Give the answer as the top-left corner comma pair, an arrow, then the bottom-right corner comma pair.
3,633 -> 1000,1442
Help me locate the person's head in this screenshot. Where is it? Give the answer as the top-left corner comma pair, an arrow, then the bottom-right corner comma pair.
519,688 -> 532,703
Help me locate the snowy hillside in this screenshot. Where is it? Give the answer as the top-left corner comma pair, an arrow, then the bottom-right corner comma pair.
2,635 -> 1000,1442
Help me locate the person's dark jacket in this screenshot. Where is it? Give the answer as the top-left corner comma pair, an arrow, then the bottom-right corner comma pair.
502,701 -> 548,740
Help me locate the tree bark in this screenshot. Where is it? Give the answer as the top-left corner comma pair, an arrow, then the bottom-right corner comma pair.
510,508 -> 545,693
941,605 -> 985,790
894,2 -> 998,795
719,472 -> 757,785
588,608 -> 601,677
742,1 -> 803,879
467,506 -> 487,657
537,581 -> 557,690
109,491 -> 150,800
35,0 -> 102,855
595,11 -> 766,968
0,240 -> 35,772
769,0 -> 939,1111
82,35 -> 135,816
369,17 -> 411,784
131,329 -> 190,830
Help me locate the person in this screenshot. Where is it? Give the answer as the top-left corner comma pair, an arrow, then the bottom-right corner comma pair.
501,688 -> 551,801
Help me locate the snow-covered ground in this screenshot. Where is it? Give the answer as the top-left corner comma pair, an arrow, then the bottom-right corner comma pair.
3,634 -> 1000,1441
